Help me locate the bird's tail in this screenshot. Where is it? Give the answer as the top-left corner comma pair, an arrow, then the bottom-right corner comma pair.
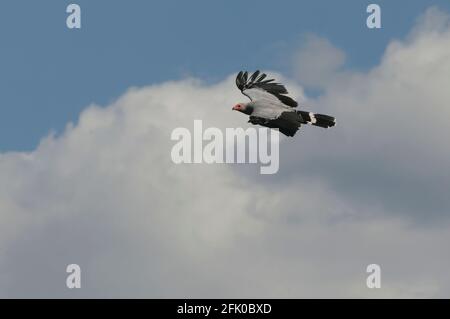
297,111 -> 336,128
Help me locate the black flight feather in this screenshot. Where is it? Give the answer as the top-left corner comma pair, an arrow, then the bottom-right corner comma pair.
235,70 -> 298,107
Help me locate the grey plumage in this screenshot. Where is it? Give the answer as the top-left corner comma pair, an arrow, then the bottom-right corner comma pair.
236,70 -> 298,107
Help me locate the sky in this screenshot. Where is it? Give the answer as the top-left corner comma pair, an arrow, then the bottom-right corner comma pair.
1,0 -> 450,151
1,1 -> 450,298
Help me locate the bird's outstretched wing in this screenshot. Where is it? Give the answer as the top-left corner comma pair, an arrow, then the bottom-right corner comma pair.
236,70 -> 298,108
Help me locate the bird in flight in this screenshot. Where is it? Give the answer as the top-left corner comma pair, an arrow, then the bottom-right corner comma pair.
233,70 -> 336,136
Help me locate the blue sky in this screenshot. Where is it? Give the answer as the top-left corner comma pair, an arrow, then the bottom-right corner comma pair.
2,2 -> 450,298
1,0 -> 450,151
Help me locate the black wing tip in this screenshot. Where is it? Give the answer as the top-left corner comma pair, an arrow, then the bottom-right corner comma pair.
236,71 -> 245,91
235,70 -> 268,90
235,70 -> 298,108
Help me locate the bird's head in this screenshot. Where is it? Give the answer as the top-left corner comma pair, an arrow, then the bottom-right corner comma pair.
232,103 -> 253,115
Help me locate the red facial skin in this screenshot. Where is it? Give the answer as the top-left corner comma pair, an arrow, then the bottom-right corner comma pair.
232,103 -> 242,111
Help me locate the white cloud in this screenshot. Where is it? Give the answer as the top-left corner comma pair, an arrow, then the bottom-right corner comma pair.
284,6 -> 450,221
291,34 -> 346,89
1,7 -> 450,298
